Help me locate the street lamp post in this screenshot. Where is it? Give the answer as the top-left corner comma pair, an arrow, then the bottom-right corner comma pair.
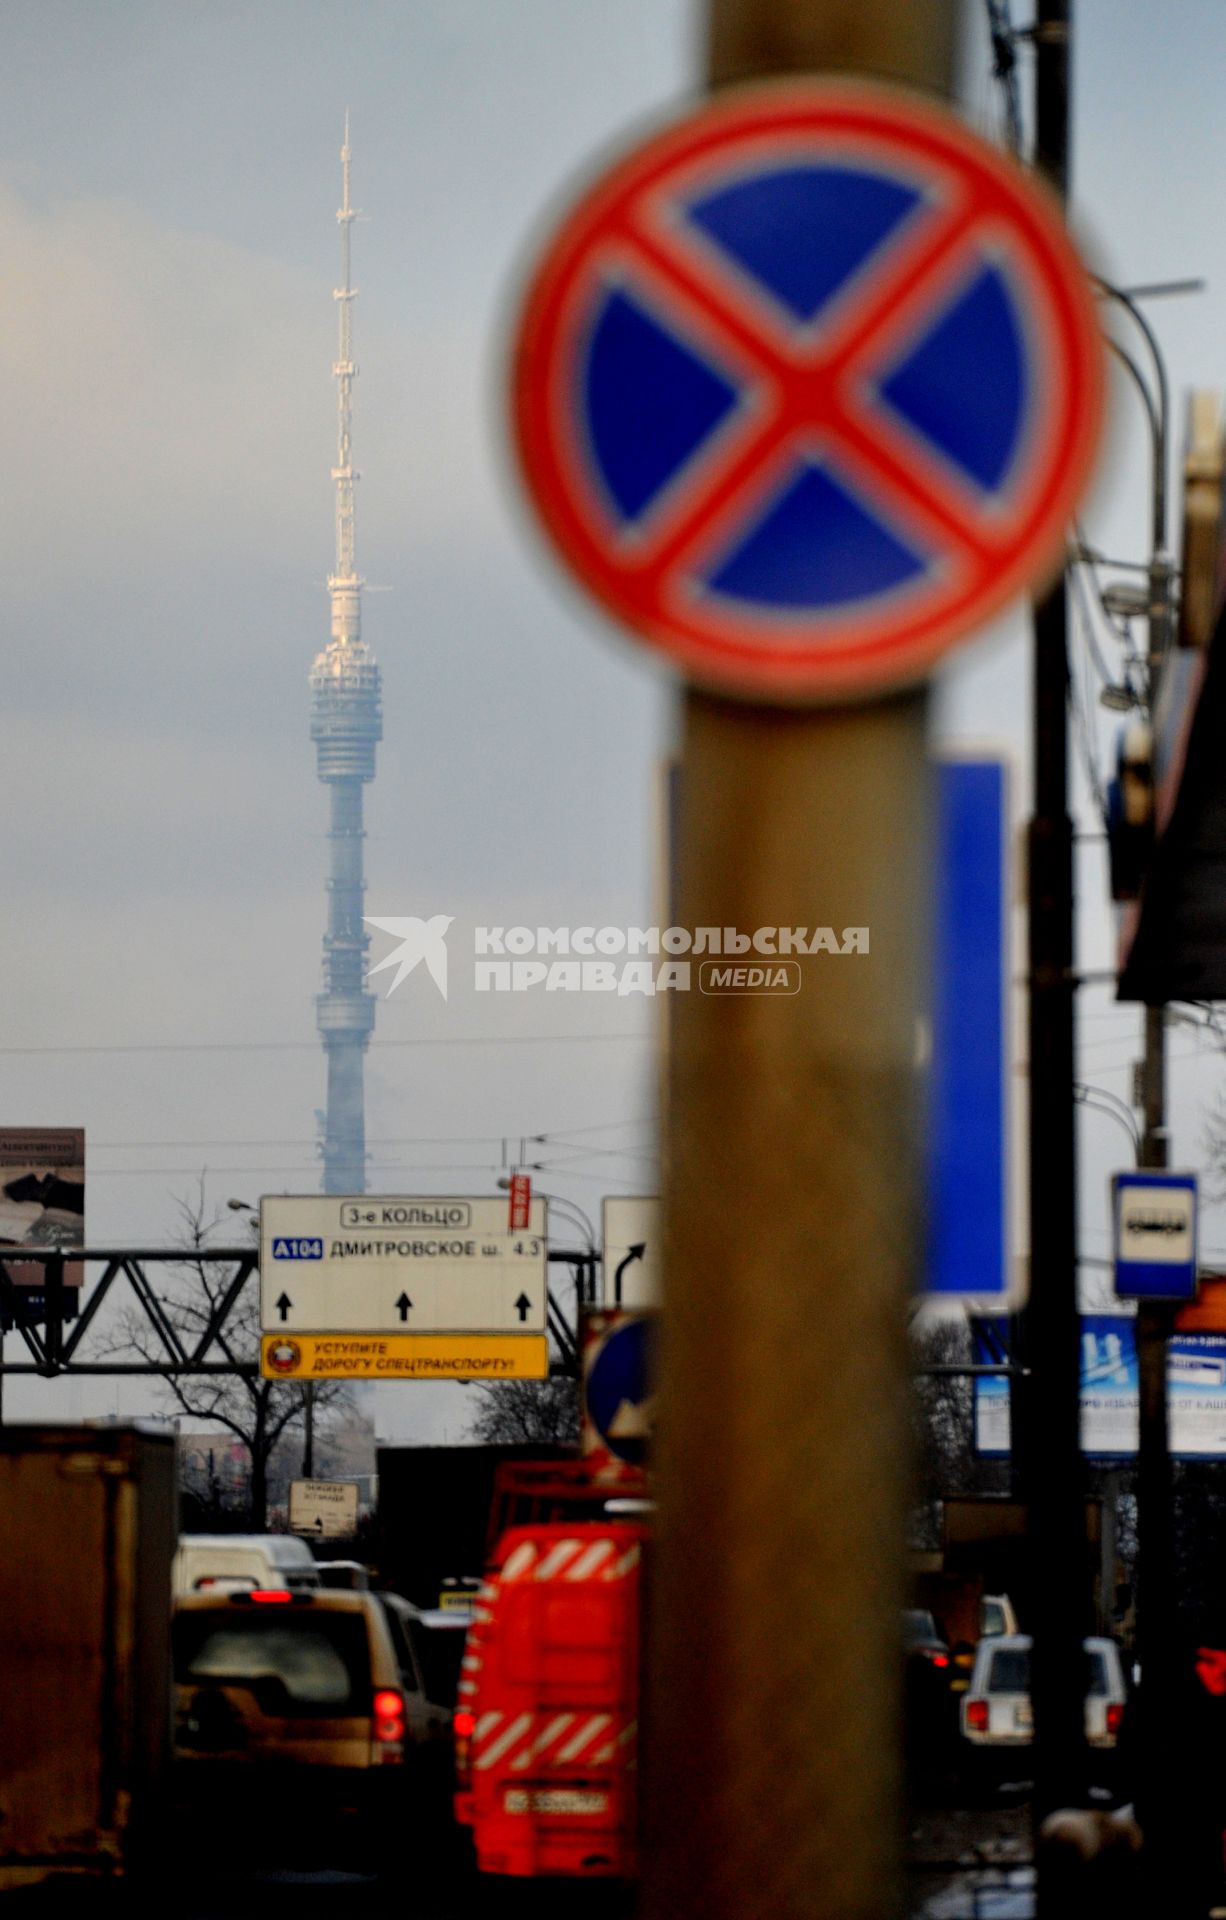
1093,276 -> 1179,1893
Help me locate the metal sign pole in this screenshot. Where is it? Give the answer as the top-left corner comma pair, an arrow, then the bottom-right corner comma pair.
639,20 -> 959,1918
504,2 -> 1102,1909
643,696 -> 929,1920
1021,0 -> 1092,1854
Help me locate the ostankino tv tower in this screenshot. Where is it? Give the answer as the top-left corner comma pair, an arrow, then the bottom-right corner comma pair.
310,119 -> 382,1194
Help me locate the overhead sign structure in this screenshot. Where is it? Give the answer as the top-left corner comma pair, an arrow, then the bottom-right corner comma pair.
1112,1171 -> 1199,1301
258,1196 -> 549,1380
602,1197 -> 661,1309
511,79 -> 1103,703
289,1478 -> 360,1539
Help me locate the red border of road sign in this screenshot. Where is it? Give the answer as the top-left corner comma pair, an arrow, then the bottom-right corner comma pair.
511,79 -> 1104,703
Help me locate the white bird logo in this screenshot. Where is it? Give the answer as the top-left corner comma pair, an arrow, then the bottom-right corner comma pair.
365,915 -> 454,999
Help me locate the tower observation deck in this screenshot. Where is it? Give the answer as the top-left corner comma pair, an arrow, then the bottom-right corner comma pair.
310,119 -> 382,1195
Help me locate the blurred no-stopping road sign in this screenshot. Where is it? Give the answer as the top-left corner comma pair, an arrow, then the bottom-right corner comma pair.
511,79 -> 1103,702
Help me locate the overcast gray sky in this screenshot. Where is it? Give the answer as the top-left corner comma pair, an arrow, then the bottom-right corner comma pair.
2,2 -> 1226,1432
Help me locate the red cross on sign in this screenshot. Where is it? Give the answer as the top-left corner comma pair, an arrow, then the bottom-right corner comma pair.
510,79 -> 1104,703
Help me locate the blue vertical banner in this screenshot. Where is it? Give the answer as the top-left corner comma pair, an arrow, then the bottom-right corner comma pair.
927,759 -> 1010,1297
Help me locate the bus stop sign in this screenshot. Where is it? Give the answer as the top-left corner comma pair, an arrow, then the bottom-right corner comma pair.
511,79 -> 1103,703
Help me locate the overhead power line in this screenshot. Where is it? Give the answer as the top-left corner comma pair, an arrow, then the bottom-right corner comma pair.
0,1031 -> 651,1058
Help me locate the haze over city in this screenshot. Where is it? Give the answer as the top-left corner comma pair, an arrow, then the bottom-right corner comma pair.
3,0 -> 1226,1441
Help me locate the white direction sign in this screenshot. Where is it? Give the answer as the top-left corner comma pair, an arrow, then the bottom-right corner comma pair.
260,1195 -> 547,1335
289,1478 -> 360,1539
602,1196 -> 660,1309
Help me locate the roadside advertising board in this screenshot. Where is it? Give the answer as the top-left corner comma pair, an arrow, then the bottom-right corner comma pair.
0,1127 -> 85,1321
289,1478 -> 360,1538
974,1313 -> 1226,1459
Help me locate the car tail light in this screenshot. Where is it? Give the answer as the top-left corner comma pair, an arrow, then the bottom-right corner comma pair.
1106,1702 -> 1124,1737
247,1589 -> 293,1604
931,1653 -> 950,1669
454,1707 -> 475,1778
373,1688 -> 406,1744
966,1698 -> 989,1733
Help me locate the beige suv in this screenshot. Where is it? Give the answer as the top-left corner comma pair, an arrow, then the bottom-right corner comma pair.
172,1587 -> 451,1865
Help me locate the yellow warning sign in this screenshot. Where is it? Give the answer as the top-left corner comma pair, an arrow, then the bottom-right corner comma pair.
260,1332 -> 549,1382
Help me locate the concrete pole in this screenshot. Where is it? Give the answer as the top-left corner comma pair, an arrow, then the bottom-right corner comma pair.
640,14 -> 960,1920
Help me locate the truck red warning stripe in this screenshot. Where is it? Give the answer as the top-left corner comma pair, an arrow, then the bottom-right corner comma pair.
473,1706 -> 638,1774
460,1519 -> 646,1878
497,1533 -> 641,1584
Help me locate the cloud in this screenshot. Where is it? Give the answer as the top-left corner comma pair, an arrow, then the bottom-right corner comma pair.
0,185 -> 326,583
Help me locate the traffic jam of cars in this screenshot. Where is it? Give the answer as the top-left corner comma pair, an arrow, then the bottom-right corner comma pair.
164,1469 -> 649,1887
168,1540 -> 1132,1889
903,1591 -> 1131,1805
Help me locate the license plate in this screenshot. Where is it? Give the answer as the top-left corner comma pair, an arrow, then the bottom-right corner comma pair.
505,1788 -> 610,1816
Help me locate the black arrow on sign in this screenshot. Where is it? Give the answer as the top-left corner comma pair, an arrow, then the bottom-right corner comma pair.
614,1244 -> 646,1307
514,1293 -> 532,1323
275,1292 -> 292,1322
395,1293 -> 412,1323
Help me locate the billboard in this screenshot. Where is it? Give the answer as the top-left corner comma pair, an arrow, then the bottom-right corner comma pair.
289,1478 -> 360,1539
974,1313 -> 1226,1460
0,1128 -> 84,1319
926,758 -> 1013,1300
661,755 -> 1017,1299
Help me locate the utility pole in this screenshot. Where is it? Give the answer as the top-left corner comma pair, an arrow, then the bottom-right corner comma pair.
302,1384 -> 315,1480
1132,345 -> 1177,1906
1016,0 -> 1093,1847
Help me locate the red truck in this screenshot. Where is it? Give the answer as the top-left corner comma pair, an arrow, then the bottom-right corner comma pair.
454,1462 -> 647,1880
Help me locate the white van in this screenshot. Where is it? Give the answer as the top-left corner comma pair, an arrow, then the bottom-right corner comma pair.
172,1533 -> 320,1597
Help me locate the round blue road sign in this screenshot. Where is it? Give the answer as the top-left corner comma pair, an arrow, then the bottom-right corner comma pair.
585,1314 -> 654,1466
512,79 -> 1104,702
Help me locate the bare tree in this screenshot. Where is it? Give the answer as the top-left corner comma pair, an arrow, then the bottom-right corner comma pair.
107,1186 -> 352,1526
465,1375 -> 580,1447
909,1310 -> 1010,1547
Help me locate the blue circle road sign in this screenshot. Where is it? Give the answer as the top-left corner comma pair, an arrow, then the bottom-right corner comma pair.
585,1313 -> 654,1467
512,81 -> 1104,702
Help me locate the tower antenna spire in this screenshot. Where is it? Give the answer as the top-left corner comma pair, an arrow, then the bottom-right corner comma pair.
310,119 -> 382,1195
331,106 -> 359,619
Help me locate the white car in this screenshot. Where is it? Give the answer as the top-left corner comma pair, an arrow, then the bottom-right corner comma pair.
172,1533 -> 321,1597
980,1593 -> 1019,1638
961,1633 -> 1127,1791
